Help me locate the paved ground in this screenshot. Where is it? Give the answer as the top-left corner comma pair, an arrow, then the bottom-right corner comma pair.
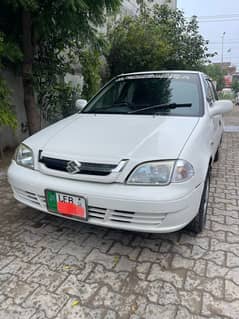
0,109 -> 239,319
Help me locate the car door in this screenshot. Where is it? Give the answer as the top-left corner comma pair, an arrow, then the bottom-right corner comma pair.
205,79 -> 222,155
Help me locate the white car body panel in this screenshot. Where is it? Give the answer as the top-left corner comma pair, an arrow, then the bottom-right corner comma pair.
27,114 -> 199,163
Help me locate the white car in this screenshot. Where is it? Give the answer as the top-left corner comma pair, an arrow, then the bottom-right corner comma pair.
8,71 -> 233,233
235,92 -> 239,105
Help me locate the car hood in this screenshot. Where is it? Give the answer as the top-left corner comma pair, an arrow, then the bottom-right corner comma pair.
26,114 -> 199,163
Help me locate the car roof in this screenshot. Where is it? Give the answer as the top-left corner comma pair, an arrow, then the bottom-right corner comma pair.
117,70 -> 204,77
115,71 -> 209,81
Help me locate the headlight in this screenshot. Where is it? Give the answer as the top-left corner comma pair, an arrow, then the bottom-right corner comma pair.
15,144 -> 34,169
127,161 -> 175,185
126,160 -> 194,185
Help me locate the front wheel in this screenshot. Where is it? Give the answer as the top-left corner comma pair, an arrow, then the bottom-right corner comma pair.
187,172 -> 210,234
214,148 -> 219,162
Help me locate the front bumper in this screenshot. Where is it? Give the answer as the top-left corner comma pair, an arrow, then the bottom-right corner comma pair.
8,161 -> 203,233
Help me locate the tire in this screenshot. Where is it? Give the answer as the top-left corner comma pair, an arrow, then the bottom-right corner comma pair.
187,172 -> 210,234
214,148 -> 219,162
214,135 -> 223,162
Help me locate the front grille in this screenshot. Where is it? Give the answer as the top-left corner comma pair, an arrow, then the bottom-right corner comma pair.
39,156 -> 117,176
13,187 -> 46,209
88,206 -> 167,226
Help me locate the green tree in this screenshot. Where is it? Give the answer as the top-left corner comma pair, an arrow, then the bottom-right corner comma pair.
107,5 -> 214,77
0,78 -> 17,129
201,64 -> 225,91
80,49 -> 103,101
38,79 -> 81,125
0,32 -> 20,129
0,0 -> 121,134
232,79 -> 239,94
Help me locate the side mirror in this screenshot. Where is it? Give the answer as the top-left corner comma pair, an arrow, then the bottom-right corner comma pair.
75,99 -> 87,111
209,100 -> 233,117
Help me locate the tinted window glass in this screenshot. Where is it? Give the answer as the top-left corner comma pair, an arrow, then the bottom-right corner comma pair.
205,79 -> 215,103
208,80 -> 218,101
83,73 -> 203,116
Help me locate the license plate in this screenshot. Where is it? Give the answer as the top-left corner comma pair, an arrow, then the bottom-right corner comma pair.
45,190 -> 87,220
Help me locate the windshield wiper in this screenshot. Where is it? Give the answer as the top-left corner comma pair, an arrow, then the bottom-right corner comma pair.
128,103 -> 192,114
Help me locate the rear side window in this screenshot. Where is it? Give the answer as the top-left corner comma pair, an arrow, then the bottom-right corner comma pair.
205,79 -> 218,104
208,80 -> 218,100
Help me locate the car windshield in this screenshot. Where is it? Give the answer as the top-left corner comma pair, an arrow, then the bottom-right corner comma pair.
83,73 -> 203,116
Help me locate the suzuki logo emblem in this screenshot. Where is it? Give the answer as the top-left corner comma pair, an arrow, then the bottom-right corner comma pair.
66,160 -> 82,174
